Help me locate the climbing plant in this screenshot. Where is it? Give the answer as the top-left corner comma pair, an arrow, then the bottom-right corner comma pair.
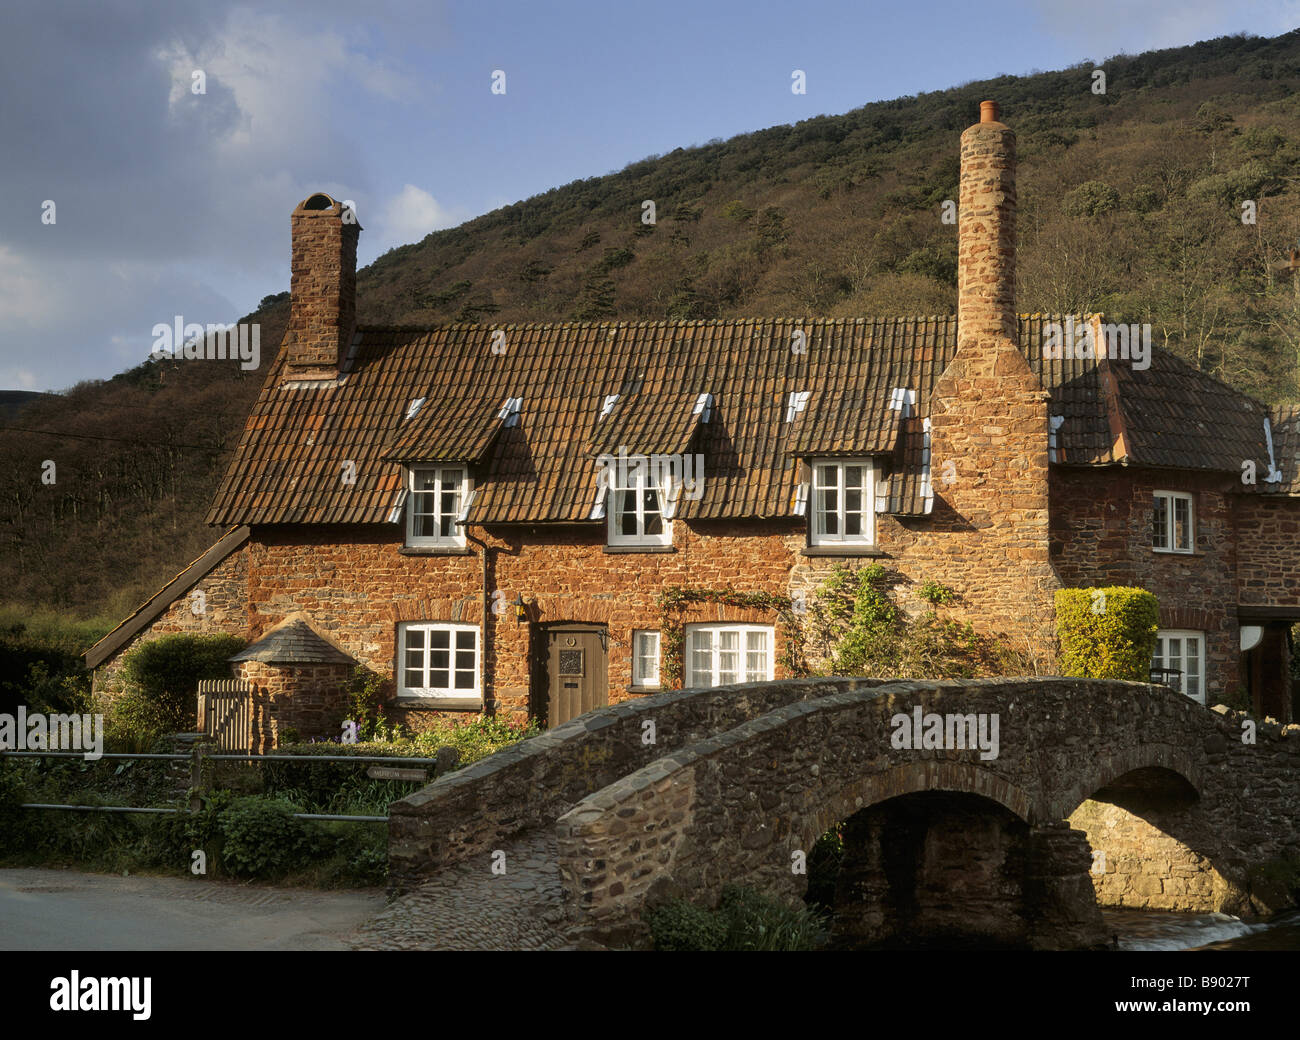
657,586 -> 806,689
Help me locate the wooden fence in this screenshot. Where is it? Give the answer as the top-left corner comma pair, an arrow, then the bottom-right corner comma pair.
197,678 -> 253,753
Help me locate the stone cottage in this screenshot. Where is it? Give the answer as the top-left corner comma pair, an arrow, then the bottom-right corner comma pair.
86,101 -> 1300,739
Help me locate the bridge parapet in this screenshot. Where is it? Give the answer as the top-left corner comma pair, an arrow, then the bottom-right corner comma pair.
387,677 -> 890,890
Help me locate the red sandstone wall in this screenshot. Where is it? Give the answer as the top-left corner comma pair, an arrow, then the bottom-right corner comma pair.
1050,467 -> 1238,699
1235,497 -> 1300,609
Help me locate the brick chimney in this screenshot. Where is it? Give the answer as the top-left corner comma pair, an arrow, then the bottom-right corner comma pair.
286,193 -> 360,379
957,99 -> 1016,349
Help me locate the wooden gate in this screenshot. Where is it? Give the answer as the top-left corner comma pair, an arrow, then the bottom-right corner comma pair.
197,678 -> 253,753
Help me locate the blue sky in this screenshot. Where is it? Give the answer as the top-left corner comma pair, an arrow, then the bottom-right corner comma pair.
2,0 -> 1297,391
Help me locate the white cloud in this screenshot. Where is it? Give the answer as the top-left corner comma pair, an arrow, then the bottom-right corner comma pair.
380,184 -> 462,244
0,367 -> 38,390
0,245 -> 57,326
156,9 -> 417,156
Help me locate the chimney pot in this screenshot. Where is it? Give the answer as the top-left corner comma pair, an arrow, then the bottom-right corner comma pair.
980,100 -> 1000,124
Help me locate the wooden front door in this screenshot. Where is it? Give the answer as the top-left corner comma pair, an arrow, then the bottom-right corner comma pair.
545,626 -> 608,727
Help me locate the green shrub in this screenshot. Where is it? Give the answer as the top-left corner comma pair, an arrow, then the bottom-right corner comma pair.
804,825 -> 844,912
0,765 -> 29,852
719,885 -> 828,951
102,687 -> 177,753
343,666 -> 390,741
118,633 -> 247,732
807,564 -> 1031,680
645,885 -> 828,951
218,796 -> 329,877
1055,587 -> 1159,680
645,898 -> 729,951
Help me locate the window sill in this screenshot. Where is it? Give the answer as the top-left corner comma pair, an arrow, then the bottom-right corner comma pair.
802,545 -> 886,557
400,546 -> 475,556
392,696 -> 483,711
604,544 -> 676,554
1151,549 -> 1203,558
626,685 -> 663,695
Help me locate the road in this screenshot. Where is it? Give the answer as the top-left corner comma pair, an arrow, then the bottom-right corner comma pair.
0,867 -> 387,950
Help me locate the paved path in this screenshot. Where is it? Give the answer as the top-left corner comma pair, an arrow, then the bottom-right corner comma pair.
349,829 -> 575,950
0,867 -> 386,950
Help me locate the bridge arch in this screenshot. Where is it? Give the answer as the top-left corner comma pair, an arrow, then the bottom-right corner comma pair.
798,759 -> 1034,863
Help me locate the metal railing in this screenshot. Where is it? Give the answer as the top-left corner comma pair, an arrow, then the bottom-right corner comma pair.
0,745 -> 437,822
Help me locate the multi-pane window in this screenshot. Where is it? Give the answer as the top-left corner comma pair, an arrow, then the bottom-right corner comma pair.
811,459 -> 874,546
1153,490 -> 1193,553
1151,630 -> 1204,704
408,466 -> 469,547
609,466 -> 671,546
632,630 -> 660,687
399,623 -> 479,698
685,624 -> 774,688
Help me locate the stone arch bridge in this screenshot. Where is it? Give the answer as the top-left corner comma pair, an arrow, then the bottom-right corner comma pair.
388,677 -> 1300,949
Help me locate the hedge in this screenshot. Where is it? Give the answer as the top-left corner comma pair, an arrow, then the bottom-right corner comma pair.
1055,587 -> 1159,681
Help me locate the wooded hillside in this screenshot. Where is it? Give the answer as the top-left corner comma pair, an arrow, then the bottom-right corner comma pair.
5,29 -> 1300,626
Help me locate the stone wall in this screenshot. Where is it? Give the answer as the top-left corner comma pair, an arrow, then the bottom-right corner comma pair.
553,677 -> 1300,942
1069,706 -> 1300,916
1236,496 -> 1300,609
235,659 -> 352,750
387,676 -> 888,891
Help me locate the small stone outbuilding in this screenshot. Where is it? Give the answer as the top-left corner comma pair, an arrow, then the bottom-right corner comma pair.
230,619 -> 355,749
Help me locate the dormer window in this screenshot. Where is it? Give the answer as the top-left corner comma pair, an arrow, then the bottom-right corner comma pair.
407,465 -> 470,547
810,459 -> 875,546
608,459 -> 671,547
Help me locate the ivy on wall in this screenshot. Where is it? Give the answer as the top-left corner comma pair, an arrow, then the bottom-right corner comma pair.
656,586 -> 806,689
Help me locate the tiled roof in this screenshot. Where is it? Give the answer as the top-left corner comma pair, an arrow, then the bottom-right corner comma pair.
206,315 -> 1294,529
229,619 -> 354,665
1265,405 -> 1300,494
589,390 -> 706,458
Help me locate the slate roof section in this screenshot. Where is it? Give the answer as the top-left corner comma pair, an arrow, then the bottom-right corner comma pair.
1108,347 -> 1272,473
206,314 -> 1296,530
229,619 -> 355,665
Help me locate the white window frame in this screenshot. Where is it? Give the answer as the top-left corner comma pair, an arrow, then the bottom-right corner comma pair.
1151,629 -> 1205,704
406,465 -> 471,548
397,622 -> 480,699
684,624 -> 775,688
632,630 -> 661,687
810,458 -> 876,546
607,461 -> 672,547
1153,490 -> 1194,554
